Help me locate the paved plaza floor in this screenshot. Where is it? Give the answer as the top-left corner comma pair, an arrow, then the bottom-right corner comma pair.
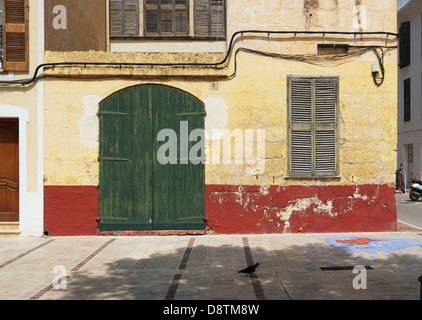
1,230 -> 422,301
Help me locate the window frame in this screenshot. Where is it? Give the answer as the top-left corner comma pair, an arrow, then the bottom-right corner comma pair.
287,75 -> 340,178
143,0 -> 190,37
194,0 -> 226,39
109,0 -> 226,40
1,0 -> 29,72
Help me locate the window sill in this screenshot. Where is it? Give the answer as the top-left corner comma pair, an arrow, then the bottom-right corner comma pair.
285,175 -> 341,180
110,38 -> 227,53
110,36 -> 227,41
0,71 -> 14,81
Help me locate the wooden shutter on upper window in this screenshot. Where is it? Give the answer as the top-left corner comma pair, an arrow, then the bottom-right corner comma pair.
194,0 -> 225,38
110,0 -> 139,37
174,0 -> 189,36
145,0 -> 189,36
210,0 -> 224,38
2,0 -> 29,71
145,0 -> 159,35
160,0 -> 174,35
124,0 -> 139,35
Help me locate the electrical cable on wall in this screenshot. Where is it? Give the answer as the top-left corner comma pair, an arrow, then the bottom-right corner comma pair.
0,30 -> 397,87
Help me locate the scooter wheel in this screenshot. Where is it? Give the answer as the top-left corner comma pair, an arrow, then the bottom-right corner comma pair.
409,190 -> 420,201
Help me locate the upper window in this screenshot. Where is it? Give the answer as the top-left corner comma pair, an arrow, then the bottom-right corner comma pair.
110,0 -> 226,38
1,0 -> 29,72
144,0 -> 189,36
288,76 -> 339,178
399,21 -> 410,68
404,77 -> 411,122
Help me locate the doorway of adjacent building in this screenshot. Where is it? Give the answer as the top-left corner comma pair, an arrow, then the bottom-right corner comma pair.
98,85 -> 205,231
0,119 -> 19,222
406,144 -> 414,183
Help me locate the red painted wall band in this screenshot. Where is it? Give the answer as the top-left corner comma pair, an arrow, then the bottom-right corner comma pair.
205,184 -> 397,234
44,186 -> 99,236
44,184 -> 397,236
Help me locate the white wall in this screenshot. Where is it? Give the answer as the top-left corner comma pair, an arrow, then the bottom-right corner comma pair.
398,0 -> 422,185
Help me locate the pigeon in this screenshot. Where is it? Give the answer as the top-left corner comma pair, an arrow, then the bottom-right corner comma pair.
238,263 -> 260,276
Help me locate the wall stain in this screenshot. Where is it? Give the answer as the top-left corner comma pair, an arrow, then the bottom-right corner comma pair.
303,0 -> 319,28
355,0 -> 363,34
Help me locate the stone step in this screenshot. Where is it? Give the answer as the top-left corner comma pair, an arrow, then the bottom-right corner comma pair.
0,222 -> 21,237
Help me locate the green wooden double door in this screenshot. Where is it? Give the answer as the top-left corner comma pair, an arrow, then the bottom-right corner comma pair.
99,85 -> 205,231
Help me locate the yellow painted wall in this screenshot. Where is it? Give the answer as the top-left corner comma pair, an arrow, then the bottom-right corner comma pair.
43,0 -> 398,188
0,0 -> 42,193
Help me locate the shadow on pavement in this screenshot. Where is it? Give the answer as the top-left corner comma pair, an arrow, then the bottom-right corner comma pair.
51,235 -> 422,300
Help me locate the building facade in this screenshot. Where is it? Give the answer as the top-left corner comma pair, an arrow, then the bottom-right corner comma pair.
0,0 -> 398,236
397,0 -> 422,186
0,0 -> 44,236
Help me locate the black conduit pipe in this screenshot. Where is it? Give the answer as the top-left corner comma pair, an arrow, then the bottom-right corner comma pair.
0,30 -> 398,86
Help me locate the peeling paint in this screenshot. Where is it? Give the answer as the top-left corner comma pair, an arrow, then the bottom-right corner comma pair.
205,184 -> 397,234
204,97 -> 228,141
78,95 -> 101,150
277,196 -> 336,222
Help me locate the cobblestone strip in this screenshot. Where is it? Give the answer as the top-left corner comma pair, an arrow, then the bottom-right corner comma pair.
0,239 -> 55,270
71,239 -> 116,272
29,239 -> 116,300
242,237 -> 266,300
165,238 -> 196,300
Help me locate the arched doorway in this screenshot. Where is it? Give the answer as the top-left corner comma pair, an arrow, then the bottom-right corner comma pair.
98,85 -> 205,231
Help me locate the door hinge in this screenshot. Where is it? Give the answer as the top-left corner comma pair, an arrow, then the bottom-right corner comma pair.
98,157 -> 129,162
97,111 -> 129,117
176,111 -> 207,117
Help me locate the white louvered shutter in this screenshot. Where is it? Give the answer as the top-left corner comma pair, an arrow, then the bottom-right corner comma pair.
314,79 -> 337,174
290,79 -> 312,175
289,77 -> 338,177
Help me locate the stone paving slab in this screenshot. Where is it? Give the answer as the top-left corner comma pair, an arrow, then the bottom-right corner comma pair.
0,231 -> 422,300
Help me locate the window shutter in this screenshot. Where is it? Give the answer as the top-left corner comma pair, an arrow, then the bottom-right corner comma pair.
194,0 -> 225,38
210,0 -> 225,38
110,0 -> 124,37
399,21 -> 410,68
145,0 -> 188,36
314,79 -> 337,174
145,0 -> 159,35
175,0 -> 189,36
289,79 -> 313,175
2,0 -> 29,71
291,131 -> 312,174
289,77 -> 338,177
159,0 -> 173,35
110,0 -> 139,37
194,0 -> 209,37
124,0 -> 139,36
404,78 -> 411,122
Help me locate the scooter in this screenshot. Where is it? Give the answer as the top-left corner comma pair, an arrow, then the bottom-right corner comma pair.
409,179 -> 422,201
